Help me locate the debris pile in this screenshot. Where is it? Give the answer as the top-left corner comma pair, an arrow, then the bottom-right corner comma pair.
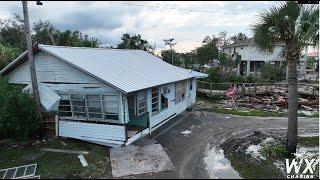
217,94 -> 319,115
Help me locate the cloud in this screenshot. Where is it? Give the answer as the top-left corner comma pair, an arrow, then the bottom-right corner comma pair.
0,1 -> 280,53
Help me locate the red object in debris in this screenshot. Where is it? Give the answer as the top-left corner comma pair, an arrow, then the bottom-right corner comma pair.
226,88 -> 235,97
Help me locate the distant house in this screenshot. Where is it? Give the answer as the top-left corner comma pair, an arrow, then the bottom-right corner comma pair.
222,38 -> 286,77
0,44 -> 207,147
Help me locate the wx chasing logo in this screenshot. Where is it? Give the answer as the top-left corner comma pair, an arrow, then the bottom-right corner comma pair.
286,157 -> 319,179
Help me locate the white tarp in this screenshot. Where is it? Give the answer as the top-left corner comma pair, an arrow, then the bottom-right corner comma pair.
22,82 -> 61,112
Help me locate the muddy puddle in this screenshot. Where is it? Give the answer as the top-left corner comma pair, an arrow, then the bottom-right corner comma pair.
209,131 -> 319,179
204,146 -> 241,179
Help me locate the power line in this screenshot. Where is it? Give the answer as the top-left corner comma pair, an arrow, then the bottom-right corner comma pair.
106,1 -> 257,17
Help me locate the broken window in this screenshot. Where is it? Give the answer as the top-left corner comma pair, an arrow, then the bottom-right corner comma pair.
160,86 -> 168,110
151,87 -> 159,115
58,93 -> 119,122
175,81 -> 186,103
70,94 -> 86,118
102,95 -> 119,120
58,94 -> 72,117
136,90 -> 147,116
86,95 -> 102,119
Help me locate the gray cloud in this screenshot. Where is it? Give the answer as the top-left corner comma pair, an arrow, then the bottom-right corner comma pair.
0,1 -> 280,52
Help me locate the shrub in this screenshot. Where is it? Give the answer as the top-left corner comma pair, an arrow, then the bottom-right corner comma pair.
204,67 -> 223,83
0,77 -> 39,139
246,75 -> 267,83
261,63 -> 286,82
227,74 -> 246,83
260,142 -> 287,158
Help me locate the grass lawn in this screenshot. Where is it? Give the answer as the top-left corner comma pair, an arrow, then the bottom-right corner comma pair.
0,138 -> 112,179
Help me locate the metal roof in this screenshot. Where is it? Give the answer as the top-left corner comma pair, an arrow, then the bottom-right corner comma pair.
2,44 -> 207,93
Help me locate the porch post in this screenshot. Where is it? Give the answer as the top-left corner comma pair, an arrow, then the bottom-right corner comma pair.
237,63 -> 240,75
122,93 -> 129,124
146,88 -> 152,134
254,61 -> 257,76
246,61 -> 250,77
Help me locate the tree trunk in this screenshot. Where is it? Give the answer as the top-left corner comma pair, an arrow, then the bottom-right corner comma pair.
22,1 -> 43,125
286,56 -> 298,155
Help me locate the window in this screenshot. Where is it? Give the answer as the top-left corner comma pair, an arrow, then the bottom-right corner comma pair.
160,86 -> 168,110
151,87 -> 159,115
136,90 -> 147,116
190,84 -> 193,91
175,81 -> 186,103
86,95 -> 102,119
70,94 -> 86,118
102,95 -> 119,120
58,93 -> 119,122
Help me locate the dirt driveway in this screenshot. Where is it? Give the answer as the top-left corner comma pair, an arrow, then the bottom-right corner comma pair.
127,110 -> 318,179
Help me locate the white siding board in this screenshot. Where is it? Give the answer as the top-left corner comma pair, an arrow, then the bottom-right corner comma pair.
7,52 -> 108,85
149,80 -> 194,128
59,121 -> 126,142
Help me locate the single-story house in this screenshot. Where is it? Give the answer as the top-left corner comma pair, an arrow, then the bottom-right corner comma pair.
0,44 -> 207,147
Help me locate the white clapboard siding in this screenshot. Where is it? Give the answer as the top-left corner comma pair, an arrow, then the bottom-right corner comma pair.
59,121 -> 126,144
149,81 -> 194,128
7,52 -> 104,85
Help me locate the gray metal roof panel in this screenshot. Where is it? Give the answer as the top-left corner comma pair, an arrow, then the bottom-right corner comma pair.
38,44 -> 207,93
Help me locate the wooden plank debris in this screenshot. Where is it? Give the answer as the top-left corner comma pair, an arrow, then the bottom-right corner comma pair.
40,148 -> 89,155
78,155 -> 88,167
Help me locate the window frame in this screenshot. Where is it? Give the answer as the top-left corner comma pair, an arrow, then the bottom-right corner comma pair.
136,90 -> 147,116
58,92 -> 120,123
151,87 -> 160,115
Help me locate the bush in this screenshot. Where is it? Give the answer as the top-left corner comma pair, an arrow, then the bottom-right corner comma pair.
227,74 -> 246,83
204,67 -> 223,83
0,77 -> 39,139
261,63 -> 286,82
260,142 -> 287,158
246,75 -> 267,83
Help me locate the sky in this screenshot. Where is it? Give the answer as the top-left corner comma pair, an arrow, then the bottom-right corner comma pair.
0,1 -> 280,53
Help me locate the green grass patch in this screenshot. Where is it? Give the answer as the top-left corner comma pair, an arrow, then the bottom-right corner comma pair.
260,143 -> 287,159
0,138 -> 111,179
211,107 -> 286,117
298,136 -> 319,146
224,150 -> 283,179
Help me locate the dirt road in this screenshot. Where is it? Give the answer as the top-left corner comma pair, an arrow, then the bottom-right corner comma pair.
128,110 -> 318,179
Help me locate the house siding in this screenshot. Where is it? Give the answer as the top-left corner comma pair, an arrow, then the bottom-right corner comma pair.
7,51 -> 110,85
149,78 -> 196,128
223,45 -> 284,61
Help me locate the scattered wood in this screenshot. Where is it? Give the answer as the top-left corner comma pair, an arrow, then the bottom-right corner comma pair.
301,105 -> 313,111
40,148 -> 89,155
61,141 -> 67,147
78,155 -> 88,167
0,139 -> 10,144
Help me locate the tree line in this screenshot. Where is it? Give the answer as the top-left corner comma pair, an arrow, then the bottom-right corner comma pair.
0,13 -> 247,70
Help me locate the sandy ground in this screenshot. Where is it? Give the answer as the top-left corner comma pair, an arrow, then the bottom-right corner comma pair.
123,110 -> 318,179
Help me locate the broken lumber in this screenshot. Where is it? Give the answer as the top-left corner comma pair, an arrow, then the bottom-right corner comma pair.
40,148 -> 89,155
78,155 -> 88,167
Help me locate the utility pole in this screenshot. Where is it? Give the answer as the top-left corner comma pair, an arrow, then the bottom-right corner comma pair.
22,1 -> 43,125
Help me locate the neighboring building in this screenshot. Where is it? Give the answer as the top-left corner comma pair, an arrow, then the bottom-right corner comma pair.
0,44 -> 207,147
222,38 -> 286,77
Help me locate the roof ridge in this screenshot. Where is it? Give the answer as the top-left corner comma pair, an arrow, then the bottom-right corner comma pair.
38,44 -> 146,52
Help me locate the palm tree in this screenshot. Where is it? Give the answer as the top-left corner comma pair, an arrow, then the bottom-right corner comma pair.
252,1 -> 319,155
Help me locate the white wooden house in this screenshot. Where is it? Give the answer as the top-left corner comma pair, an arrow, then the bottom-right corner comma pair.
0,44 -> 207,147
222,38 -> 286,77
